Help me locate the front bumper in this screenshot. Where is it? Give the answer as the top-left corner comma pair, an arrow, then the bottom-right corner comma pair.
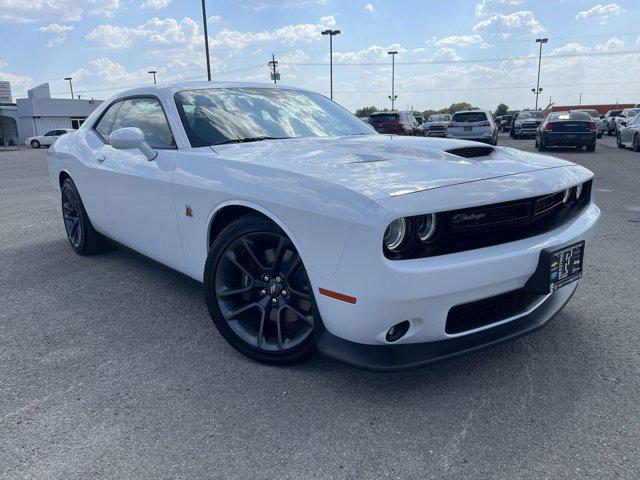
514,126 -> 538,136
309,169 -> 600,369
316,282 -> 576,371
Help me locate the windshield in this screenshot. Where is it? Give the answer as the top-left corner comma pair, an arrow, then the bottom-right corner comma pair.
519,111 -> 544,119
175,87 -> 373,147
451,112 -> 487,123
578,110 -> 600,118
427,114 -> 450,122
624,109 -> 640,117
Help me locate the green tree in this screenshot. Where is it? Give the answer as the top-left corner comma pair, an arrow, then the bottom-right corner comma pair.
495,103 -> 509,117
445,102 -> 478,114
354,106 -> 378,117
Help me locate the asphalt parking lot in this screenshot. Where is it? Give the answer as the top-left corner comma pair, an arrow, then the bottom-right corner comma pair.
1,134 -> 639,479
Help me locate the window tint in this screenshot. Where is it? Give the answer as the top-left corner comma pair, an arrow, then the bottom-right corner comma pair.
112,98 -> 175,149
94,101 -> 122,140
369,113 -> 399,122
452,112 -> 487,123
44,130 -> 56,136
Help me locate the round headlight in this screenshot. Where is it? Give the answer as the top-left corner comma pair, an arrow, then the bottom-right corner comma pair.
416,213 -> 438,243
384,218 -> 407,252
575,183 -> 584,200
562,188 -> 572,204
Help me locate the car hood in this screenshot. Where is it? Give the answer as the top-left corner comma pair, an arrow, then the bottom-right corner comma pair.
210,134 -> 575,198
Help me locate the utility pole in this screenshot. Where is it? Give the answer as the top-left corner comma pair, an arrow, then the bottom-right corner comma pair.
64,77 -> 74,99
268,54 -> 280,84
534,38 -> 548,110
148,70 -> 157,84
321,29 -> 341,99
201,0 -> 211,81
579,93 -> 582,105
388,51 -> 398,110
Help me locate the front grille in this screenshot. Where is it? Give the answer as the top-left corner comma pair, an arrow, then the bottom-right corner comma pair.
428,125 -> 446,131
446,288 -> 542,334
446,146 -> 495,158
384,180 -> 592,260
522,122 -> 540,129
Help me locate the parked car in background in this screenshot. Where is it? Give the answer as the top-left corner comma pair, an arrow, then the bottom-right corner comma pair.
603,109 -> 622,136
447,110 -> 498,145
616,113 -> 640,151
613,108 -> 640,136
573,109 -> 605,138
369,111 -> 424,136
414,115 -> 424,125
423,114 -> 451,137
511,111 -> 544,139
47,81 -> 600,370
498,115 -> 513,132
25,128 -> 75,148
535,111 -> 597,152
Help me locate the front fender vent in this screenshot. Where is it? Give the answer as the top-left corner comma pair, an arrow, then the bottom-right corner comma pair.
446,146 -> 494,158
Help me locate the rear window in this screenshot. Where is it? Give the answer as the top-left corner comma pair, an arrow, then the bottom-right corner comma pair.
577,110 -> 599,118
369,113 -> 399,122
519,111 -> 544,119
549,112 -> 591,121
452,112 -> 487,123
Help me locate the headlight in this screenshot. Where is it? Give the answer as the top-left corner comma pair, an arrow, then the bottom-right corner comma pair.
416,213 -> 438,243
575,183 -> 584,200
562,188 -> 572,204
384,218 -> 408,252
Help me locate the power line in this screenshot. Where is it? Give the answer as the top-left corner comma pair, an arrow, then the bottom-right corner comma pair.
280,49 -> 640,67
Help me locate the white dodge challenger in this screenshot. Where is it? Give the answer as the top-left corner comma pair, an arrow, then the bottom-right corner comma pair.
47,82 -> 600,371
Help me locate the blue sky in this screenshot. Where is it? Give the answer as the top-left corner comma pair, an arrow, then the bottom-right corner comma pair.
1,0 -> 639,112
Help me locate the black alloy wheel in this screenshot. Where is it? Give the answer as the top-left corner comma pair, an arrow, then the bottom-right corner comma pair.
204,215 -> 317,365
62,184 -> 82,248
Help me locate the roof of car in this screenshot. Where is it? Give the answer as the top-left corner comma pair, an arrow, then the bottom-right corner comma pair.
110,80 -> 310,100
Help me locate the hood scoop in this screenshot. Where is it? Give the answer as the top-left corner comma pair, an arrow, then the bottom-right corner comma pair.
446,146 -> 495,159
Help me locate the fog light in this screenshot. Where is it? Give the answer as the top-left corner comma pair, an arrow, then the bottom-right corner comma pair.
385,320 -> 411,342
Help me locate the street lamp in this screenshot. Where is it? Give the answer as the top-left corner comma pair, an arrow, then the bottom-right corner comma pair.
64,77 -> 74,100
321,29 -> 341,100
534,38 -> 548,110
388,51 -> 398,110
148,70 -> 157,84
201,0 -> 211,81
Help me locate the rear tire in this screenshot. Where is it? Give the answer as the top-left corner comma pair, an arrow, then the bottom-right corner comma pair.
61,178 -> 111,255
586,143 -> 596,152
31,140 -> 40,148
204,215 -> 317,365
633,134 -> 640,152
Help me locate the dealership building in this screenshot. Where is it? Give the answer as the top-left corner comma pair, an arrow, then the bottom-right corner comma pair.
0,82 -> 102,146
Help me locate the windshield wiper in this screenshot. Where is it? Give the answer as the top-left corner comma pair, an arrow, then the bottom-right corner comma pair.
212,136 -> 293,146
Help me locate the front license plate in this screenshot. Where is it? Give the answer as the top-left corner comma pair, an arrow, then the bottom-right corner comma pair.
549,242 -> 584,291
464,126 -> 473,132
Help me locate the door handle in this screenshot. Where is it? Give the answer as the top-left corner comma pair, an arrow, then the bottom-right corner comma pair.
96,154 -> 106,164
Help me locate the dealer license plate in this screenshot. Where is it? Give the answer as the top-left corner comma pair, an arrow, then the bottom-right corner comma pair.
549,242 -> 584,291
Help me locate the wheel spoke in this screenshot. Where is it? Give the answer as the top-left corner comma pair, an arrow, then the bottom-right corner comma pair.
224,251 -> 254,281
241,238 -> 269,271
284,255 -> 301,277
283,304 -> 314,326
275,308 -> 284,350
271,237 -> 288,271
216,285 -> 252,297
223,302 -> 261,320
256,309 -> 266,349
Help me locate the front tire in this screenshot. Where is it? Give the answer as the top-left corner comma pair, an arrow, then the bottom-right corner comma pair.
31,140 -> 40,148
617,133 -> 624,148
204,215 -> 317,365
633,133 -> 640,152
586,143 -> 596,152
61,178 -> 111,255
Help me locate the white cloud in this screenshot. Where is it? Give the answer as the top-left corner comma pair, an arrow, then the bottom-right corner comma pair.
365,3 -> 374,12
85,17 -> 200,49
208,15 -> 222,23
475,0 -> 523,17
141,0 -> 171,9
435,35 -> 483,47
576,4 -> 622,21
37,22 -> 74,46
431,47 -> 461,62
473,10 -> 544,38
0,0 -> 121,23
332,44 -> 405,63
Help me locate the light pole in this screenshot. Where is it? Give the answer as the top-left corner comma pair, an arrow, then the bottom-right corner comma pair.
534,38 -> 548,110
64,77 -> 73,99
321,29 -> 341,100
201,0 -> 211,81
148,70 -> 157,84
388,51 -> 398,110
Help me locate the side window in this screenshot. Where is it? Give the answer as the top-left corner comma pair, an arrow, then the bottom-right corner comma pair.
44,130 -> 56,136
94,101 -> 123,141
112,97 -> 175,149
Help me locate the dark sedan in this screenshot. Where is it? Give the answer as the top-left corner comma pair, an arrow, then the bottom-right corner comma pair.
535,111 -> 597,152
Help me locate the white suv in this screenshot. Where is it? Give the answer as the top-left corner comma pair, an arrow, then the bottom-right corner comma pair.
446,110 -> 498,145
